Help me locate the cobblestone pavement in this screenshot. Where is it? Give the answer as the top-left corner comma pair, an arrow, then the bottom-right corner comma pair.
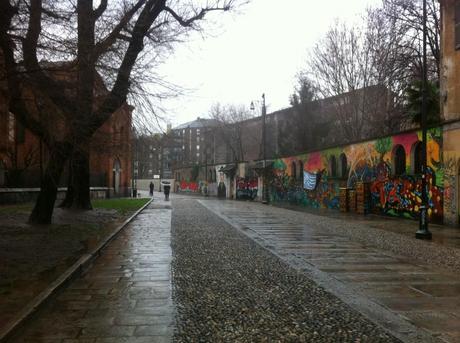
200,199 -> 460,343
172,198 -> 399,342
8,199 -> 174,343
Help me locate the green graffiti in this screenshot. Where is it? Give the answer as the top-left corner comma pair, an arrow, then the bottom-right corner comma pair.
375,137 -> 392,157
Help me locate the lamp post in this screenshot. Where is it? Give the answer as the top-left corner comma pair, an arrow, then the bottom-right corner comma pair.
416,0 -> 432,240
251,94 -> 268,204
131,127 -> 138,198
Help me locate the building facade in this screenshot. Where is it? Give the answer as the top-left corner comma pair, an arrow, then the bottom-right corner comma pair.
0,59 -> 133,197
439,0 -> 460,225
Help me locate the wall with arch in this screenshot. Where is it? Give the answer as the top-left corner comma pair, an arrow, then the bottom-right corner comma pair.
269,127 -> 444,222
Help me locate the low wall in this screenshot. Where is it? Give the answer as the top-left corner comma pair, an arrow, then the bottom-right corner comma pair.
134,179 -> 175,193
0,187 -> 114,205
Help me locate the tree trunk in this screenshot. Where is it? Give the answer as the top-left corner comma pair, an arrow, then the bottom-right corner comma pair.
29,144 -> 71,224
60,148 -> 92,210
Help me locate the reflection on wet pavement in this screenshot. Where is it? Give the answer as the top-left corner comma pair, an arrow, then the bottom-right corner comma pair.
8,201 -> 174,342
201,199 -> 460,343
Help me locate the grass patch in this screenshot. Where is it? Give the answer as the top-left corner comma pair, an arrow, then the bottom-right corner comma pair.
0,203 -> 34,215
92,198 -> 149,215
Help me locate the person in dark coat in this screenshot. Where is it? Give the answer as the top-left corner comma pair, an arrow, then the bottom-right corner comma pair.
163,184 -> 171,201
149,181 -> 154,196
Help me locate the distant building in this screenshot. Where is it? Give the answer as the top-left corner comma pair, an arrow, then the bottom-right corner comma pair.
166,117 -> 220,181
132,133 -> 162,180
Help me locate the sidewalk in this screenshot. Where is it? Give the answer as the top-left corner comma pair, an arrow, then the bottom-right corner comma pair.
0,199 -> 150,338
201,199 -> 460,342
176,192 -> 460,250
7,198 -> 174,342
274,203 -> 460,250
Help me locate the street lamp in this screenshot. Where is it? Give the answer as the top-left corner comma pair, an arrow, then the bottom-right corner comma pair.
131,127 -> 138,198
251,94 -> 268,204
416,0 -> 432,240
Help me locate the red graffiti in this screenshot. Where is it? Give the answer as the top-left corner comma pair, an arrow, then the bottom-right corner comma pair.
236,177 -> 258,190
370,168 -> 443,221
180,180 -> 199,192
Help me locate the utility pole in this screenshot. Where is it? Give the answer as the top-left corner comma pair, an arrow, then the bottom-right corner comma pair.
251,94 -> 269,204
416,0 -> 432,240
131,127 -> 137,198
261,93 -> 268,204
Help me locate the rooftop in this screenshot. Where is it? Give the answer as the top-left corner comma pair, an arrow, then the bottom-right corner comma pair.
173,117 -> 219,130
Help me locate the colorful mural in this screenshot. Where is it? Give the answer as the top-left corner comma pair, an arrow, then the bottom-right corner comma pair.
271,158 -> 340,209
270,128 -> 444,222
179,180 -> 199,192
236,177 -> 258,200
178,180 -> 213,194
442,127 -> 460,225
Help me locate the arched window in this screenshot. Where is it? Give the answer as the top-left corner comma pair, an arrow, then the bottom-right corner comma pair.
209,169 -> 213,181
291,161 -> 297,179
329,155 -> 337,177
298,160 -> 303,181
412,141 -> 423,174
393,145 -> 406,176
339,153 -> 347,178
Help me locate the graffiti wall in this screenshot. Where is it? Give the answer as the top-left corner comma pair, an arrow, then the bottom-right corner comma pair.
270,128 -> 444,222
178,180 -> 217,195
236,177 -> 258,200
175,164 -> 234,198
179,180 -> 199,192
270,156 -> 341,209
442,125 -> 460,225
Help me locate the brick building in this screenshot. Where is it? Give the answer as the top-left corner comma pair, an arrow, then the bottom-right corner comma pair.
0,60 -> 133,197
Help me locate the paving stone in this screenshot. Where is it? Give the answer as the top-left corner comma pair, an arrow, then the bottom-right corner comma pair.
79,325 -> 136,338
200,198 -> 458,342
172,198 -> 399,342
8,201 -> 173,343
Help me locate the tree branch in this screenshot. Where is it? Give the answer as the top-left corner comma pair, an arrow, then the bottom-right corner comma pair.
22,0 -> 75,117
93,0 -> 107,19
94,0 -> 147,59
164,4 -> 230,28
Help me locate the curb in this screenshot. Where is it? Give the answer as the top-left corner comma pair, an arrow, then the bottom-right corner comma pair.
0,197 -> 154,343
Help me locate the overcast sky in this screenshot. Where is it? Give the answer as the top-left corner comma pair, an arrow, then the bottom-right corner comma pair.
154,0 -> 381,129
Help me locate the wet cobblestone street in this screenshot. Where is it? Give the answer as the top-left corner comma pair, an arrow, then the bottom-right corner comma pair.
172,198 -> 399,342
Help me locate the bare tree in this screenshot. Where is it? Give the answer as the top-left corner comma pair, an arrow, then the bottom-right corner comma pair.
379,0 -> 440,80
209,103 -> 256,163
308,14 -> 411,143
0,0 -> 242,224
278,74 -> 317,155
302,0 -> 440,144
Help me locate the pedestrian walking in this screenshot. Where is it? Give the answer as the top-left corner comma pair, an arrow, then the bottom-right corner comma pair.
149,181 -> 154,196
164,183 -> 171,201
